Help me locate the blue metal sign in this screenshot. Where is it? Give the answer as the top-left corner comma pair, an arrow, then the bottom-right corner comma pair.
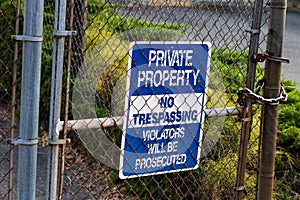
119,41 -> 211,179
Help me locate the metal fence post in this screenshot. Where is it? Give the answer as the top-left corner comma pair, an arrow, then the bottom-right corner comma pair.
15,0 -> 44,199
257,0 -> 287,198
46,0 -> 68,199
234,0 -> 264,199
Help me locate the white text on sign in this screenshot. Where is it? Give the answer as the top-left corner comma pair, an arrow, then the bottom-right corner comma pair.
148,49 -> 193,67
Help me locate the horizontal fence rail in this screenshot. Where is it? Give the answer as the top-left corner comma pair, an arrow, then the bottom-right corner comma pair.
41,0 -> 270,198
46,0 -> 269,199
56,106 -> 243,132
3,0 -> 291,199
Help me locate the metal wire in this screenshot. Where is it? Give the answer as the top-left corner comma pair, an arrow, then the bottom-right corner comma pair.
0,0 -> 273,199
57,0 -> 268,199
0,1 -> 20,199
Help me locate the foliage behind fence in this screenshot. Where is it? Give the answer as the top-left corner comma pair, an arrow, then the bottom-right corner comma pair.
4,0 -> 298,199
57,0 -> 265,199
0,1 -> 19,199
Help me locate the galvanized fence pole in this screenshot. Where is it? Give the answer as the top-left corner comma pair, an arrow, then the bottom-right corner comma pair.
46,0 -> 69,199
234,0 -> 264,199
257,0 -> 287,198
14,0 -> 44,199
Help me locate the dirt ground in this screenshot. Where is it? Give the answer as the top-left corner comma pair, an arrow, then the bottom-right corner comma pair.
0,101 -> 125,199
0,102 -> 50,199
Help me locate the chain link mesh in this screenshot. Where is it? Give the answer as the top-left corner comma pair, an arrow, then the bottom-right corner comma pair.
0,0 -> 272,199
0,1 -> 19,199
58,0 -> 269,199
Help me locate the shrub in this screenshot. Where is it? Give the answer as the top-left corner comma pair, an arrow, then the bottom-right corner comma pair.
94,45 -> 261,198
275,79 -> 300,197
0,1 -> 22,99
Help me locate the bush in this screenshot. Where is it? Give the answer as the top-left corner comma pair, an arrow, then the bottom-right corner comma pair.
85,4 -> 264,194
0,1 -> 22,99
275,79 -> 300,197
94,44 -> 261,198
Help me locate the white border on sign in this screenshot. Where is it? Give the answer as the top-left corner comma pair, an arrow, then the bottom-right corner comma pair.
119,41 -> 211,179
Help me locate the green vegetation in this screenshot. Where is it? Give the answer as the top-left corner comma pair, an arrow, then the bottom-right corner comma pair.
275,79 -> 300,199
39,1 -> 55,124
96,42 -> 262,198
86,0 -> 183,51
98,40 -> 300,199
40,0 -> 185,124
0,1 -> 22,99
1,0 -> 299,198
211,47 -> 253,93
84,1 -> 300,199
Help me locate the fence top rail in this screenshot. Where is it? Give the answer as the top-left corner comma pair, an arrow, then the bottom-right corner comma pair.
56,106 -> 243,133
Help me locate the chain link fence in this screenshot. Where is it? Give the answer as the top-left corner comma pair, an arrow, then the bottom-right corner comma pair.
0,0 -> 20,199
0,0 -> 273,199
56,0 -> 269,199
